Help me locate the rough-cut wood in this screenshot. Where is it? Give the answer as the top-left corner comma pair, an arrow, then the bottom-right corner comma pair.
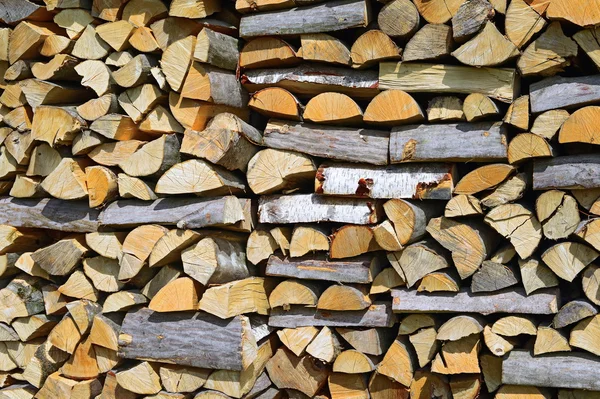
453,22 -> 519,67
534,155 -> 600,190
559,106 -> 600,145
471,261 -> 519,293
377,0 -> 419,40
182,237 -> 248,286
506,0 -> 546,48
530,75 -> 600,114
247,149 -> 315,195
264,120 -> 388,165
390,122 -> 507,163
451,0 -> 493,41
240,37 -> 299,69
240,65 -> 379,99
541,242 -> 598,282
363,90 -> 424,126
403,24 -> 453,62
518,22 -> 577,77
537,191 -> 580,240
269,302 -> 396,328
304,92 -> 363,124
265,348 -> 328,397
554,300 -> 598,329
485,204 -> 541,259
391,287 -> 560,315
463,93 -> 500,122
503,350 -> 600,390
531,110 -> 569,140
181,63 -> 247,108
248,88 -> 302,120
239,0 -> 370,37
426,96 -> 464,122
299,33 -> 350,66
379,62 -> 518,103
119,308 -> 256,371
410,371 -> 451,399
508,133 -> 554,165
259,194 -> 380,225
431,335 -> 480,375
534,326 -> 570,355
329,225 -> 378,259
519,258 -> 559,295
412,0 -> 463,23
546,0 -> 600,27
270,280 -> 322,309
377,337 -> 415,386
289,225 -> 329,258
199,277 -> 271,319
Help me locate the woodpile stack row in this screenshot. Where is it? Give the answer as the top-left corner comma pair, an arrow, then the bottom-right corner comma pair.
2,0 -> 600,398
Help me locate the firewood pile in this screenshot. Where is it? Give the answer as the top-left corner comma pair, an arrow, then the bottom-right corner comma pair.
2,0 -> 600,398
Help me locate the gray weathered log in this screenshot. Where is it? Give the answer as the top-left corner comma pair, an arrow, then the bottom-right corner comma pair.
451,0 -> 494,42
315,163 -> 455,200
0,198 -> 100,232
553,300 -> 598,328
258,194 -> 382,224
100,197 -> 248,229
533,155 -> 600,190
118,308 -> 253,371
530,75 -> 600,113
239,0 -> 370,37
240,65 -> 379,99
471,261 -> 519,293
502,350 -> 600,390
391,287 -> 560,315
390,122 -> 508,163
264,120 -> 389,165
0,0 -> 52,25
265,254 -> 382,283
268,302 -> 396,328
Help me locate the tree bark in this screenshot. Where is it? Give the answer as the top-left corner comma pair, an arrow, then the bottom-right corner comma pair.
530,75 -> 600,113
118,308 -> 256,371
239,0 -> 370,37
502,350 -> 600,391
390,122 -> 507,162
533,155 -> 600,190
269,302 -> 396,328
264,120 -> 389,165
391,287 -> 560,315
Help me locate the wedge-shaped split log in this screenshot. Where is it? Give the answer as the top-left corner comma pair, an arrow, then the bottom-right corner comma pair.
316,163 -> 455,200
264,120 -> 389,165
390,122 -> 507,163
118,307 -> 257,371
259,194 -> 381,225
269,302 -> 396,328
391,288 -> 560,315
502,350 -> 600,391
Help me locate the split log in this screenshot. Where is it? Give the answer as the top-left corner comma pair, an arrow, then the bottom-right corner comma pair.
393,239 -> 449,287
118,173 -> 158,200
247,149 -> 315,195
268,302 -> 396,328
115,361 -> 161,395
485,204 -> 541,259
530,75 -> 600,113
410,371 -> 451,399
363,89 -> 424,126
554,300 -> 598,329
403,24 -> 453,62
508,133 -> 554,164
149,277 -> 202,312
182,237 -> 248,285
377,337 -> 415,386
22,341 -> 69,388
246,229 -> 278,265
113,54 -> 158,88
445,194 -> 482,217
483,324 -> 514,356
559,106 -> 600,145
304,92 -> 362,124
159,365 -> 210,394
390,122 -> 507,163
119,307 -> 257,371
330,225 -> 378,259
413,0 -> 463,23
88,140 -> 145,167
546,0 -> 600,27
537,191 -> 580,240
194,28 -> 238,71
269,280 -> 323,309
333,350 -> 376,373
317,285 -> 371,311
463,93 -> 500,122
239,37 -> 299,69
199,277 -> 272,319
181,63 -> 247,108
426,96 -> 464,122
426,217 -> 497,279
100,196 -> 246,229
377,0 -> 419,40
104,290 -> 148,312
240,65 -> 379,99
480,173 -> 527,208
306,326 -> 342,363
534,155 -> 600,190
431,335 -> 481,374
452,22 -> 519,67
505,0 -> 546,48
531,109 -> 569,139
379,62 -> 518,103
299,33 -> 350,66
258,194 -> 381,225
492,315 -> 537,337
409,327 -> 438,367
534,326 -> 570,355
266,254 -> 381,283
571,315 -> 600,356
391,287 -> 560,315
20,79 -> 92,109
265,348 -> 328,397
278,326 -> 319,357
454,164 -> 514,194
123,0 -> 168,26
31,106 -> 84,147
471,261 -> 519,293
518,22 -> 577,77
77,94 -> 119,122
239,0 -> 370,37
452,0 -> 494,41
351,30 -> 401,68
129,26 -> 160,53
519,258 -> 559,295
248,88 -> 302,120
541,242 -> 598,282
289,225 -> 329,258
503,350 -> 600,390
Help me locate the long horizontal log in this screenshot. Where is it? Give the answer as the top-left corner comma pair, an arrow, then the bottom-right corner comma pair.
502,350 -> 600,390
239,0 -> 370,37
263,120 -> 389,165
316,163 -> 455,200
265,254 -> 382,283
100,197 -> 249,229
0,198 -> 100,232
240,65 -> 379,99
391,288 -> 560,315
118,308 -> 255,371
258,194 -> 382,224
268,302 -> 396,328
379,62 -> 518,103
533,155 -> 600,190
530,75 -> 600,113
390,122 -> 508,163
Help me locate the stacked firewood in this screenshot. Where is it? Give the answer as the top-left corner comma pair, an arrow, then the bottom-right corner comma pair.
2,0 -> 600,398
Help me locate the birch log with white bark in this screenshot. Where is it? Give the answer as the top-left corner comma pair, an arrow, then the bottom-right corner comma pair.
379,62 -> 518,103
258,194 -> 382,224
502,350 -> 600,391
533,155 -> 600,190
390,122 -> 508,162
530,75 -> 600,113
100,197 -> 247,229
315,163 -> 455,200
391,288 -> 560,315
0,198 -> 100,232
265,254 -> 382,283
118,308 -> 256,371
239,0 -> 370,37
263,120 -> 389,165
240,65 -> 379,99
268,302 -> 396,328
